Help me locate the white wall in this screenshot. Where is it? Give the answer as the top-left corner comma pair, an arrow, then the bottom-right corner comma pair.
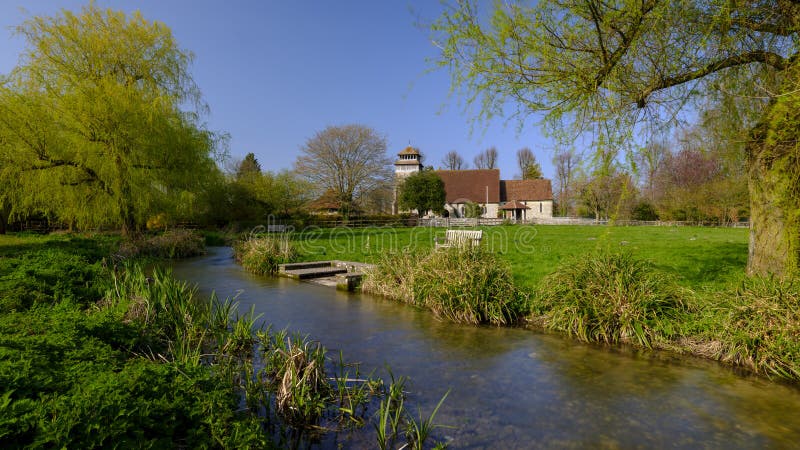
520,200 -> 553,219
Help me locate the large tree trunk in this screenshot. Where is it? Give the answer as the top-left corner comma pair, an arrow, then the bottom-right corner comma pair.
746,99 -> 800,277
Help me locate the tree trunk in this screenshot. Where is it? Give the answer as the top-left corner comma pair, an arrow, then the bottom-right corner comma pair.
118,176 -> 138,238
746,101 -> 800,277
0,202 -> 9,235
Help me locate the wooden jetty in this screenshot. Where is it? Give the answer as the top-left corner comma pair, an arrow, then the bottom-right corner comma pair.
278,261 -> 374,291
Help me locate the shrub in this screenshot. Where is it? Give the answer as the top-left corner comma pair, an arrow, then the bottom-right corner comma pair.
0,247 -> 107,311
533,252 -> 688,348
631,201 -> 659,221
363,247 -> 528,325
233,235 -> 298,275
710,277 -> 800,380
118,229 -> 206,259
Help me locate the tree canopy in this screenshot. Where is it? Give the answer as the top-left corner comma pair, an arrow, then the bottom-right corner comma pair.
398,169 -> 446,216
0,4 -> 220,234
474,147 -> 498,169
295,124 -> 391,216
442,150 -> 466,170
517,147 -> 542,179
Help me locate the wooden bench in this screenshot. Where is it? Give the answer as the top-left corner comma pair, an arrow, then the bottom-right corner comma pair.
434,229 -> 483,249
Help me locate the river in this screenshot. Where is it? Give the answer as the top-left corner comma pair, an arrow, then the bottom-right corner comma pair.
172,247 -> 800,448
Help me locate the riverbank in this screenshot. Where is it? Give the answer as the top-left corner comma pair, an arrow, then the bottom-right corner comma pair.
275,225 -> 800,382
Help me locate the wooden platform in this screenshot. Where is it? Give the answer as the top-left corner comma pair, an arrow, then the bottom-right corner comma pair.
278,261 -> 374,291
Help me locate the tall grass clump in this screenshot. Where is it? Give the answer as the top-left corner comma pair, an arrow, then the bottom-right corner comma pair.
709,277 -> 800,380
532,251 -> 688,348
363,247 -> 528,325
234,235 -> 298,275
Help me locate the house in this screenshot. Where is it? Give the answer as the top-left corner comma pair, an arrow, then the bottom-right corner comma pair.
498,179 -> 554,220
307,189 -> 343,215
391,146 -> 554,220
435,170 -> 553,219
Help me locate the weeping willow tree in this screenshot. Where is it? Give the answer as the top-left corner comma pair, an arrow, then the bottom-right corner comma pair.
0,4 -> 221,235
432,0 -> 800,277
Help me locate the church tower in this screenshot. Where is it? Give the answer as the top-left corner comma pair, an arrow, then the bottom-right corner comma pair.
392,146 -> 423,214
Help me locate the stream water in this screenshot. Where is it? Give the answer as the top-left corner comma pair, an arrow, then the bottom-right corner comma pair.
172,247 -> 800,448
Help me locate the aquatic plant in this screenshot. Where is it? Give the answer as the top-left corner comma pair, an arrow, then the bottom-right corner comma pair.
234,234 -> 298,275
532,251 -> 688,348
362,246 -> 528,325
374,371 -> 449,450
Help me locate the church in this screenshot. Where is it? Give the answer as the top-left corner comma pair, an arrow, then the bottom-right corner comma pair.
393,146 -> 554,220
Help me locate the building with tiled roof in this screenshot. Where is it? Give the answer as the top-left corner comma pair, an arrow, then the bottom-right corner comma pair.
435,170 -> 553,219
392,146 -> 554,220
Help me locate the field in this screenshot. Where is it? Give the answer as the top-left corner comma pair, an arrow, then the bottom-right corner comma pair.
289,225 -> 749,290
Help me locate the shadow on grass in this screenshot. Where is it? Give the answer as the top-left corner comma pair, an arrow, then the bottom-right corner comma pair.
0,234 -> 118,259
654,241 -> 748,287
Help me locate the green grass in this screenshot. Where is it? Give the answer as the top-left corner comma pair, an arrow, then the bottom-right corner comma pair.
289,225 -> 748,290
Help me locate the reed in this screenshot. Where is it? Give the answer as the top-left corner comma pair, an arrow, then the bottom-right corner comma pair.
257,330 -> 330,425
533,251 -> 688,348
363,246 -> 528,325
234,234 -> 298,275
709,277 -> 800,380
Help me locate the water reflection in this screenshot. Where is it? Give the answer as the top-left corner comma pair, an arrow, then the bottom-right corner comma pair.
173,248 -> 800,448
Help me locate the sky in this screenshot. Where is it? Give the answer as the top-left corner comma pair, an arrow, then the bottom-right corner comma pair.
0,0 -> 557,179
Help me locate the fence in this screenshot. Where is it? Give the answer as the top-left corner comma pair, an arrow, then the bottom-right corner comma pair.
417,216 -> 750,228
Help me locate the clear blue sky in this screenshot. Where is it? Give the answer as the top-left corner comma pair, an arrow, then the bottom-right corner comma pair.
0,0 -> 556,179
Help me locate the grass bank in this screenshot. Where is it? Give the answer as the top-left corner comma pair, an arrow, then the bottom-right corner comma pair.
288,225 -> 748,290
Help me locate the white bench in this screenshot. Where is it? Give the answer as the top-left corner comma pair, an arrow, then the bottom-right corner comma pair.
434,229 -> 483,249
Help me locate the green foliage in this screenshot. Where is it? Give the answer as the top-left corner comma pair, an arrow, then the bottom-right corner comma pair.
631,201 -> 659,221
0,300 -> 266,448
398,169 -> 446,215
0,236 -> 115,311
363,246 -> 528,325
233,235 -> 298,275
236,152 -> 262,180
533,252 -> 688,348
0,4 -> 221,234
463,201 -> 482,218
117,229 -> 206,259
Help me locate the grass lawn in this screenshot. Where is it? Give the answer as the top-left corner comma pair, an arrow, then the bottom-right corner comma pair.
289,225 -> 749,291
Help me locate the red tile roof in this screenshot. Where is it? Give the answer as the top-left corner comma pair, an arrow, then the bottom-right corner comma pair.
500,179 -> 553,201
435,169 -> 501,203
500,200 -> 530,210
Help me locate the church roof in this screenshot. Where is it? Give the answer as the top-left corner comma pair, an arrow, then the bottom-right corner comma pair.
500,179 -> 553,201
435,169 -> 501,203
398,146 -> 420,156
